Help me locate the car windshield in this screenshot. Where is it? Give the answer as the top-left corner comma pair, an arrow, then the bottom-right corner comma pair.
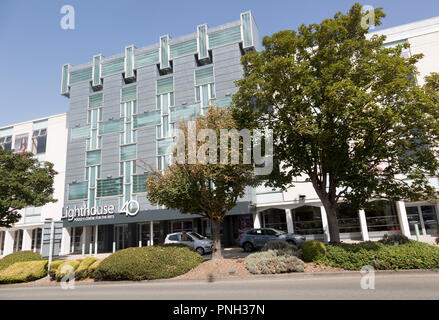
188,232 -> 205,240
274,229 -> 287,235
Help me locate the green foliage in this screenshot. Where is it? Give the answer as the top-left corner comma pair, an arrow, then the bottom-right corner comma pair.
0,148 -> 57,227
379,234 -> 411,246
88,259 -> 103,279
75,257 -> 97,280
231,3 -> 439,242
261,240 -> 302,258
317,241 -> 439,270
95,245 -> 203,281
49,260 -> 65,280
0,260 -> 48,284
245,250 -> 306,274
0,251 -> 42,271
55,260 -> 80,281
301,241 -> 327,262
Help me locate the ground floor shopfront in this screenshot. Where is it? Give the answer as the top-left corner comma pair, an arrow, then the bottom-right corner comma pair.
0,226 -> 42,257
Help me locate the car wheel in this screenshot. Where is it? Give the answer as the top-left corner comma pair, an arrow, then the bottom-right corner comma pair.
243,242 -> 254,252
196,247 -> 205,255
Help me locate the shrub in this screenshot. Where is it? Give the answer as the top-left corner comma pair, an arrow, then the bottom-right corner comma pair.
317,241 -> 439,270
301,240 -> 326,262
262,240 -> 302,258
88,259 -> 103,279
55,260 -> 80,281
245,250 -> 306,274
0,260 -> 48,284
379,234 -> 411,246
95,245 -> 203,281
49,260 -> 65,280
75,257 -> 97,280
0,251 -> 42,271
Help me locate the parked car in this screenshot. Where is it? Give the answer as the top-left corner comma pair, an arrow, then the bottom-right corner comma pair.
238,228 -> 306,252
164,231 -> 213,255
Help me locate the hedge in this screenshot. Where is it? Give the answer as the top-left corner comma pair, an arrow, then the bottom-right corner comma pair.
55,260 -> 80,281
49,260 -> 65,280
95,245 -> 203,281
245,250 -> 306,274
316,241 -> 439,270
0,251 -> 42,271
88,259 -> 103,279
262,240 -> 302,259
301,240 -> 327,262
0,260 -> 48,284
75,257 -> 97,280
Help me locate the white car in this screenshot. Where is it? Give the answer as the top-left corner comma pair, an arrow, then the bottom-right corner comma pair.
164,231 -> 213,255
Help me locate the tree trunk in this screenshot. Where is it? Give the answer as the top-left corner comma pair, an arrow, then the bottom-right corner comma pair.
210,219 -> 223,260
321,200 -> 340,243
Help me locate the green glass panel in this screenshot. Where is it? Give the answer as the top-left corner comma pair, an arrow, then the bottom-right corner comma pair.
121,144 -> 136,161
86,150 -> 101,166
101,57 -> 125,77
208,26 -> 242,48
121,86 -> 137,102
69,67 -> 92,84
163,116 -> 169,137
162,94 -> 169,114
89,93 -> 103,109
71,125 -> 90,140
242,12 -> 253,48
160,36 -> 169,69
125,46 -> 134,78
157,77 -> 173,95
89,189 -> 95,208
198,25 -> 208,59
210,96 -> 232,108
91,129 -> 97,149
170,103 -> 200,122
92,55 -> 101,86
170,39 -> 197,59
61,64 -> 69,93
125,161 -> 131,183
202,84 -> 208,107
97,178 -> 123,197
157,138 -> 173,155
133,110 -> 161,128
99,119 -> 123,135
134,50 -> 159,69
133,174 -> 148,193
68,182 -> 88,200
195,67 -> 214,86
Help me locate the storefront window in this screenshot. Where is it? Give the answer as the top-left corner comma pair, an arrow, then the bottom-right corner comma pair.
406,205 -> 439,236
292,206 -> 323,235
138,222 -> 160,246
72,227 -> 83,254
171,220 -> 193,233
262,209 -> 287,232
365,201 -> 400,232
13,230 -> 23,252
31,228 -> 42,251
337,203 -> 361,233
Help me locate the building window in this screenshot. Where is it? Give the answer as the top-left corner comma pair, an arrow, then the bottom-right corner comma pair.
365,201 -> 400,232
292,206 -> 323,235
0,136 -> 12,151
14,134 -> 29,153
32,129 -> 47,154
337,203 -> 361,233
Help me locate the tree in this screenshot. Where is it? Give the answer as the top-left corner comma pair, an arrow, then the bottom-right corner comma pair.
146,107 -> 257,259
231,3 -> 439,242
0,149 -> 57,227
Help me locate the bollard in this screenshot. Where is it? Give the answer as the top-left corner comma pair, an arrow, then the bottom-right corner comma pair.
112,241 -> 116,253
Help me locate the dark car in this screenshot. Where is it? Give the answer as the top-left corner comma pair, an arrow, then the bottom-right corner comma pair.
238,228 -> 306,252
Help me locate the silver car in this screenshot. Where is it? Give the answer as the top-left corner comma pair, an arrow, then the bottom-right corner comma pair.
164,231 -> 213,255
239,228 -> 306,252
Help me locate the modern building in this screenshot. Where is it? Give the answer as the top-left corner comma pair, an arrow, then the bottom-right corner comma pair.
0,113 -> 68,257
59,12 -> 259,255
252,16 -> 439,243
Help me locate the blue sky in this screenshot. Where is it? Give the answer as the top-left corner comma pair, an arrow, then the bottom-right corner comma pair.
1,0 -> 438,127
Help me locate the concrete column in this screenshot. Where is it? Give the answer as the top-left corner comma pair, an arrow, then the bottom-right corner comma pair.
60,227 -> 71,255
22,229 -> 32,251
359,209 -> 369,241
395,201 -> 411,237
81,226 -> 86,256
39,229 -> 43,254
3,230 -> 14,256
285,209 -> 294,233
94,226 -> 98,256
253,212 -> 262,229
150,222 -> 154,246
32,230 -> 37,252
320,206 -> 330,243
70,227 -> 75,253
0,231 -> 3,256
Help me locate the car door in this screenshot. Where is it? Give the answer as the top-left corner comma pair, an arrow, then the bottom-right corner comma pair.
180,232 -> 195,249
252,229 -> 266,247
262,229 -> 279,246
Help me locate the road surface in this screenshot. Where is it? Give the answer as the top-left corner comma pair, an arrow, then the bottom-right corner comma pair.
1,272 -> 438,300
